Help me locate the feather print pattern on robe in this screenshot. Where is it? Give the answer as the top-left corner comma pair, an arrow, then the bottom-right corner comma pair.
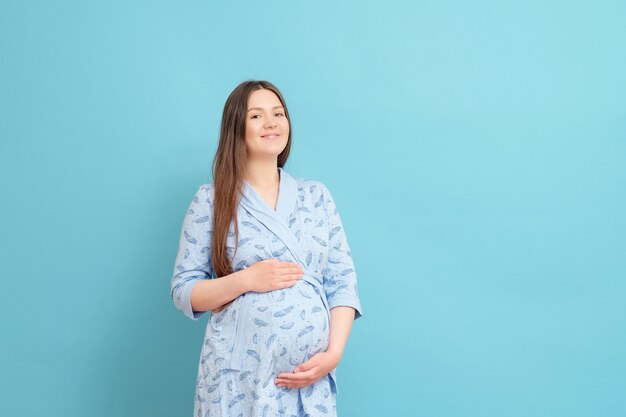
170,167 -> 363,417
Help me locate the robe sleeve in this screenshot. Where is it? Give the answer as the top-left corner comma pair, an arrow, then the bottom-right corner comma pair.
320,183 -> 363,320
170,184 -> 214,320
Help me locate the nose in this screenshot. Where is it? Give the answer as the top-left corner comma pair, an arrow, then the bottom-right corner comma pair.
264,116 -> 277,128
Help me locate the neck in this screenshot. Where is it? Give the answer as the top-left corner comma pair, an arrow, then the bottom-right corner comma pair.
244,158 -> 280,189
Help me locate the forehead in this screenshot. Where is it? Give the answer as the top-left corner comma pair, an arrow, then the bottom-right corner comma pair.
247,89 -> 283,109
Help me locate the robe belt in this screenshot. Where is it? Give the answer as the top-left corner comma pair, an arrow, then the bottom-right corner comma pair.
228,271 -> 329,371
301,272 -> 330,312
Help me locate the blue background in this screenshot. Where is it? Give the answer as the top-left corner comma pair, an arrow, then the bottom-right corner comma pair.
1,1 -> 624,416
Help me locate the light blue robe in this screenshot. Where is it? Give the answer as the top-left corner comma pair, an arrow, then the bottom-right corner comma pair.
170,167 -> 363,417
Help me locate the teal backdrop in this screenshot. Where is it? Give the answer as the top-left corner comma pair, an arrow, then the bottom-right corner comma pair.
1,1 -> 624,416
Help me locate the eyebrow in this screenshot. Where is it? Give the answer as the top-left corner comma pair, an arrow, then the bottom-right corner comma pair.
247,106 -> 284,113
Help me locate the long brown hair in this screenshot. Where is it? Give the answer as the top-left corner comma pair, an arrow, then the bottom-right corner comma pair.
211,80 -> 292,282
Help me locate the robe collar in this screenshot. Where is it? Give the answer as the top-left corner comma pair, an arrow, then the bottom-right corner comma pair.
241,166 -> 298,226
239,167 -> 311,269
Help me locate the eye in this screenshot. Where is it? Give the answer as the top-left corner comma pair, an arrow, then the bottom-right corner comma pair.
250,112 -> 283,119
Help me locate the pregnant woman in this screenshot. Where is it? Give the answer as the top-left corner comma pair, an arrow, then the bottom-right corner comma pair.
170,80 -> 363,416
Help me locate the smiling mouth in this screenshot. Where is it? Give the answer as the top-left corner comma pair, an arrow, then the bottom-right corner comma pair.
261,134 -> 280,139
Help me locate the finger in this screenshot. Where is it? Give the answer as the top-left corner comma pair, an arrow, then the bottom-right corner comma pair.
278,272 -> 304,281
276,376 -> 312,384
293,360 -> 316,373
286,274 -> 303,282
276,369 -> 298,379
281,262 -> 303,270
278,266 -> 304,275
276,379 -> 309,389
276,378 -> 317,389
276,367 -> 319,382
280,280 -> 296,289
278,275 -> 303,284
277,382 -> 308,389
276,365 -> 319,379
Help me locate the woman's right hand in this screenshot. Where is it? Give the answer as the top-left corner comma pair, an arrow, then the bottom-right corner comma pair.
242,259 -> 305,293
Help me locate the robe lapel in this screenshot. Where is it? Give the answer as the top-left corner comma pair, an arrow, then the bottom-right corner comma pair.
240,167 -> 307,266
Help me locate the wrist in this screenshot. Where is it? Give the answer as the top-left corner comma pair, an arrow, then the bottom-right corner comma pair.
233,268 -> 252,293
325,348 -> 343,364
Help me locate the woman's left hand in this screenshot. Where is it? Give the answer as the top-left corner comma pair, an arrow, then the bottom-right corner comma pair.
275,351 -> 341,389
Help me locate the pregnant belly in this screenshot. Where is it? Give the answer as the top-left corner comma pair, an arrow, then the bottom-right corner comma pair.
266,279 -> 330,370
205,278 -> 330,374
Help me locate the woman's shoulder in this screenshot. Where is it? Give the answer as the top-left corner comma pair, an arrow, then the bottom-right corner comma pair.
293,176 -> 329,196
197,182 -> 214,193
292,176 -> 336,214
193,183 -> 215,206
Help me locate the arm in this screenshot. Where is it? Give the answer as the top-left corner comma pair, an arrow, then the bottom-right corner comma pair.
189,270 -> 250,312
170,185 -> 214,320
170,184 -> 254,320
326,306 -> 355,361
320,183 -> 363,321
170,184 -> 249,319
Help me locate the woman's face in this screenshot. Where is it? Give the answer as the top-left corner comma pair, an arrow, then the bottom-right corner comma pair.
244,89 -> 290,160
